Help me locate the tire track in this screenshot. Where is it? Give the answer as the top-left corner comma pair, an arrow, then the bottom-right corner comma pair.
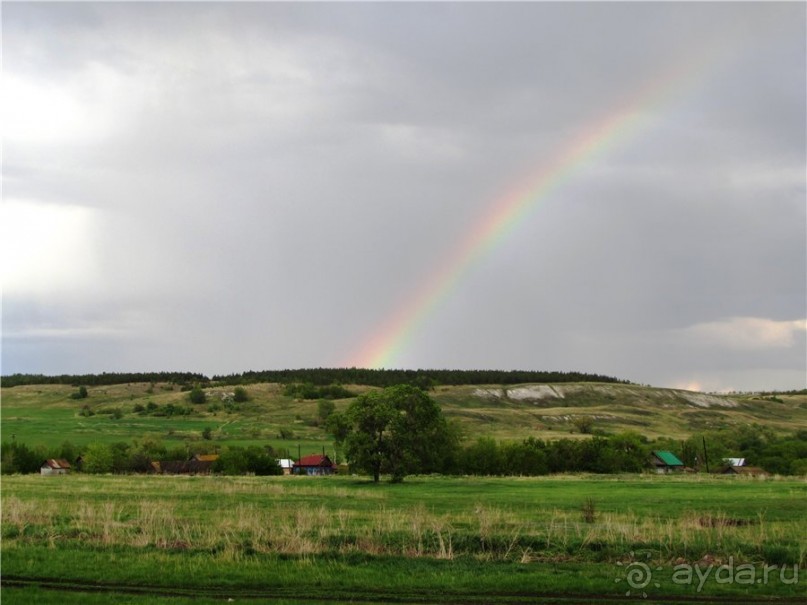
3,575 -> 803,604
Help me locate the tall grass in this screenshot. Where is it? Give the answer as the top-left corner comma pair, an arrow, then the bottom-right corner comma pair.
3,475 -> 805,567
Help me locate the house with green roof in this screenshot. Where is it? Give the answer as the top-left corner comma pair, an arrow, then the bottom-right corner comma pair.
650,450 -> 684,474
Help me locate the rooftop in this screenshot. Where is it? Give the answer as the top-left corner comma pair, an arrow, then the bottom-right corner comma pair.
652,451 -> 684,466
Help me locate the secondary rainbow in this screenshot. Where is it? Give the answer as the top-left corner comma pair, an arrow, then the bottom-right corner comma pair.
345,53 -> 721,369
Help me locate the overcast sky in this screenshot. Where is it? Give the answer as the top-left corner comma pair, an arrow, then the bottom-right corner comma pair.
2,2 -> 805,393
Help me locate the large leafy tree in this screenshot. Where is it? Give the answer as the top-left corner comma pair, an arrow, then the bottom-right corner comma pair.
82,443 -> 115,474
328,385 -> 457,482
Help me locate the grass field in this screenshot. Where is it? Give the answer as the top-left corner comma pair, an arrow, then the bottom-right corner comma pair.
3,381 -> 806,451
2,474 -> 805,603
2,381 -> 806,602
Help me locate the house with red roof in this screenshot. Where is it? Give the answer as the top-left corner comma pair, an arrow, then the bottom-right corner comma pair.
293,454 -> 336,476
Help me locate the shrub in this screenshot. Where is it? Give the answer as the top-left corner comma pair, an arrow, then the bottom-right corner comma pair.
572,417 -> 594,434
317,399 -> 336,423
70,386 -> 89,400
233,387 -> 249,402
189,386 -> 207,404
581,498 -> 597,523
283,382 -> 356,400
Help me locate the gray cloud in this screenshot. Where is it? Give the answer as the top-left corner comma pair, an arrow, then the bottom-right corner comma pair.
2,2 -> 804,392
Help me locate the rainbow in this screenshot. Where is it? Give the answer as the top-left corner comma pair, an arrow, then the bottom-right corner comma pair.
345,53 -> 722,369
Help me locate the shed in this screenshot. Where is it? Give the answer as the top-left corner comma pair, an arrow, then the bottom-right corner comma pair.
650,450 -> 684,474
723,457 -> 745,467
723,465 -> 768,477
293,454 -> 336,476
278,459 -> 294,475
41,459 -> 71,475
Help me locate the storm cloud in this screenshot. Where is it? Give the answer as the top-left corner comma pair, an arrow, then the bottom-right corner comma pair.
2,2 -> 805,392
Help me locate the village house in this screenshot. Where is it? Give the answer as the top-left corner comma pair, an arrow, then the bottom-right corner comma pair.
40,459 -> 71,475
293,454 -> 336,476
277,459 -> 294,475
649,450 -> 685,474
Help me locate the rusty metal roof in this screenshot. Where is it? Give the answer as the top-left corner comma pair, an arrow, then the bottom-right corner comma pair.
42,459 -> 71,469
192,454 -> 219,462
295,454 -> 333,467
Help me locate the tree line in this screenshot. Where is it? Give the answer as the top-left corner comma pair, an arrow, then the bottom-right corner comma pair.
0,438 -> 282,476
3,368 -> 628,389
213,368 -> 629,388
2,372 -> 209,388
4,428 -> 805,477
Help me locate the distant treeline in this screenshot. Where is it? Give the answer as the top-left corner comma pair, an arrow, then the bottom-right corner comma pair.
5,427 -> 805,476
213,368 -> 629,388
2,368 -> 628,389
1,372 -> 209,388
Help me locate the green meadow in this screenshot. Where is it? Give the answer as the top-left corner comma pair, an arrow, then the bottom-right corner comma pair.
2,381 -> 806,602
2,474 -> 805,603
0,382 -> 338,455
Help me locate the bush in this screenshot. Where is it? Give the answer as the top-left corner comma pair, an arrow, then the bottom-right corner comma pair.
233,387 -> 249,402
572,417 -> 594,434
283,382 -> 356,400
317,399 -> 336,423
581,498 -> 597,523
70,386 -> 89,400
189,386 -> 207,404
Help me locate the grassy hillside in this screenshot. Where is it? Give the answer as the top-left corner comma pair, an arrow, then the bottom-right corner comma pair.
2,381 -> 805,451
435,383 -> 807,441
